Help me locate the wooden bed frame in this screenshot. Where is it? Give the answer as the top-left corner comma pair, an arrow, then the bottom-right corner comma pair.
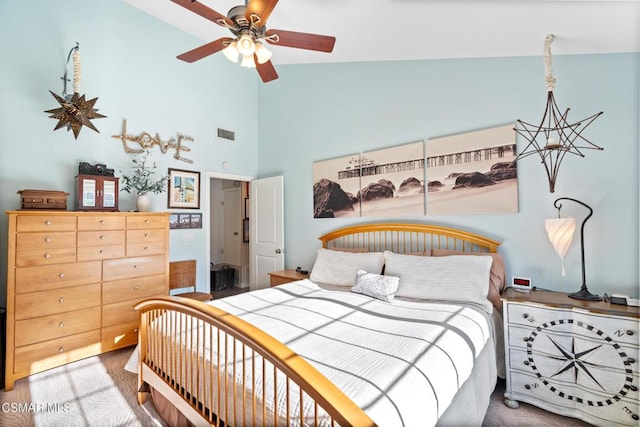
134,222 -> 501,426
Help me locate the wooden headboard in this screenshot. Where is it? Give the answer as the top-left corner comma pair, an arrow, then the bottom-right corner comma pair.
319,222 -> 501,253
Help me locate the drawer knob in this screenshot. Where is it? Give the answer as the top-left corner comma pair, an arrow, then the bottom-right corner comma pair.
628,357 -> 636,364
522,313 -> 529,319
523,337 -> 530,342
45,220 -> 52,225
99,250 -> 104,254
100,220 -> 105,224
145,219 -> 149,224
626,330 -> 634,336
524,384 -> 531,390
524,360 -> 530,366
44,254 -> 51,259
144,246 -> 149,251
134,328 -> 139,333
59,297 -> 64,303
133,286 -> 139,291
59,273 -> 65,279
100,235 -> 105,240
134,265 -> 138,269
44,237 -> 51,242
631,385 -> 638,392
144,233 -> 149,238
59,322 -> 64,328
58,347 -> 64,353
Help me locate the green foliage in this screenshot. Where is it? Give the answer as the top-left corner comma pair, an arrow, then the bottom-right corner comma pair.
120,151 -> 168,195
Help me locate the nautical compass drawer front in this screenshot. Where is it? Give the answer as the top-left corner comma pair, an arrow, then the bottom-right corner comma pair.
502,291 -> 640,427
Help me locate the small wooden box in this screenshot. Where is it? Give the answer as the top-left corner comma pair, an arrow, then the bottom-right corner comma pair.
18,189 -> 69,210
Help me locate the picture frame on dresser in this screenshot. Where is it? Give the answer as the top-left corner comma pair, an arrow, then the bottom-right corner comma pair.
167,168 -> 200,209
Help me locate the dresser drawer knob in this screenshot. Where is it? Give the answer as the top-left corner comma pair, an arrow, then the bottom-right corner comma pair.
524,384 -> 531,390
44,254 -> 51,259
45,220 -> 52,225
631,385 -> 638,392
99,250 -> 105,254
133,286 -> 139,291
523,337 -> 530,342
524,360 -> 530,366
59,322 -> 64,328
59,273 -> 65,279
628,357 -> 636,364
100,220 -> 105,224
144,246 -> 149,251
626,330 -> 635,336
58,347 -> 64,353
144,233 -> 150,238
59,297 -> 64,303
44,237 -> 51,242
522,313 -> 529,319
134,328 -> 139,333
134,265 -> 138,269
145,219 -> 150,224
100,235 -> 106,240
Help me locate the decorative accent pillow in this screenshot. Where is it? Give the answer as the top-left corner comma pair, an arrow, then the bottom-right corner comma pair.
310,249 -> 385,287
351,269 -> 400,303
383,251 -> 493,313
431,249 -> 506,311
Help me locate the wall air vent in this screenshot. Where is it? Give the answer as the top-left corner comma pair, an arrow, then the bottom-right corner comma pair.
217,128 -> 235,142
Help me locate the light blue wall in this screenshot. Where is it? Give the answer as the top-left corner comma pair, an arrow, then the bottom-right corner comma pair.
257,54 -> 640,298
0,1 -> 638,307
0,0 -> 260,306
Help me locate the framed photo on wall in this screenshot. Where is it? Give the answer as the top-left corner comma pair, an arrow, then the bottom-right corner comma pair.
168,168 -> 200,209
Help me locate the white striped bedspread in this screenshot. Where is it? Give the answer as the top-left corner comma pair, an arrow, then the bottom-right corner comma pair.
207,279 -> 498,427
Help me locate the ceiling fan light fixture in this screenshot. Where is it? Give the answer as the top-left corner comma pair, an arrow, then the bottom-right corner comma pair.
237,34 -> 255,56
254,43 -> 272,64
240,54 -> 256,68
222,41 -> 239,63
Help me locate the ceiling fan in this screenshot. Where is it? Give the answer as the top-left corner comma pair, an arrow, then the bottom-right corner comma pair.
171,0 -> 336,82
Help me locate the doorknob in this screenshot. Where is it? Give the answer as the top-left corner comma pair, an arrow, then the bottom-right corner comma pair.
275,249 -> 282,254
233,232 -> 238,235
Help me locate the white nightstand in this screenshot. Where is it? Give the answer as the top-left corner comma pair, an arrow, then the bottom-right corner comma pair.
501,288 -> 639,426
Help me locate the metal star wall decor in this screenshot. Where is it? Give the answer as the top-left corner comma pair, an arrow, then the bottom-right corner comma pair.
44,42 -> 106,139
514,34 -> 603,193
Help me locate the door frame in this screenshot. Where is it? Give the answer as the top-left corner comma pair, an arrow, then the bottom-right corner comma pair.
204,171 -> 254,293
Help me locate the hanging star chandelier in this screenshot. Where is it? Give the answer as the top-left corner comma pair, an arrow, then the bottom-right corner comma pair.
45,42 -> 106,139
514,34 -> 603,193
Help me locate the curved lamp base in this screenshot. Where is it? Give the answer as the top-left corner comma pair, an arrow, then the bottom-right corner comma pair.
568,286 -> 602,301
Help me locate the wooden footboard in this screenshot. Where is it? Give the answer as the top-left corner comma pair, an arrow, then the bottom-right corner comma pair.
135,296 -> 374,427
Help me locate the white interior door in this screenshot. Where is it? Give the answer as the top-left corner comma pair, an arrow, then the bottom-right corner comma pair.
222,187 -> 242,266
250,176 -> 284,290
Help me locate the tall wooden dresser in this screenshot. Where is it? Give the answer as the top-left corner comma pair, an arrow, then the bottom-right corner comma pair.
4,210 -> 169,391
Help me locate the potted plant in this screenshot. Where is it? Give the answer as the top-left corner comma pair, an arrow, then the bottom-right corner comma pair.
120,151 -> 168,212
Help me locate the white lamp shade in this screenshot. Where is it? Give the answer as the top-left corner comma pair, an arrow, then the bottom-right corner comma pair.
545,217 -> 576,276
222,41 -> 239,63
240,54 -> 256,68
254,43 -> 272,64
237,34 -> 255,56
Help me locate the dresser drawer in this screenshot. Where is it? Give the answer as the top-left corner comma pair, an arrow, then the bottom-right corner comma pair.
16,215 -> 77,232
77,230 -> 125,247
508,302 -> 640,347
126,228 -> 165,244
14,330 -> 101,376
102,322 -> 139,351
102,299 -> 140,327
16,232 -> 76,250
77,215 -> 126,230
126,241 -> 166,257
102,274 -> 166,305
15,261 -> 101,293
15,247 -> 77,267
103,255 -> 165,282
126,215 -> 167,230
15,283 -> 101,320
77,245 -> 126,261
15,307 -> 101,347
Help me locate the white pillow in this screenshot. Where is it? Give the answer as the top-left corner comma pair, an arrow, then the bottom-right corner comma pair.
351,269 -> 400,303
310,249 -> 385,287
383,251 -> 493,312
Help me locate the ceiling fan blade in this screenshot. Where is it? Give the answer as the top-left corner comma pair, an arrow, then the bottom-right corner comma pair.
177,38 -> 233,63
265,29 -> 335,52
171,0 -> 233,27
246,0 -> 279,24
256,58 -> 279,83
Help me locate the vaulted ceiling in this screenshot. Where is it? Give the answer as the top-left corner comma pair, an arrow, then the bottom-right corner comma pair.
124,0 -> 639,65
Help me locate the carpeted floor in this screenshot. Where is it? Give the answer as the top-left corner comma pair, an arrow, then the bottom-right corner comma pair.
0,346 -> 593,426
